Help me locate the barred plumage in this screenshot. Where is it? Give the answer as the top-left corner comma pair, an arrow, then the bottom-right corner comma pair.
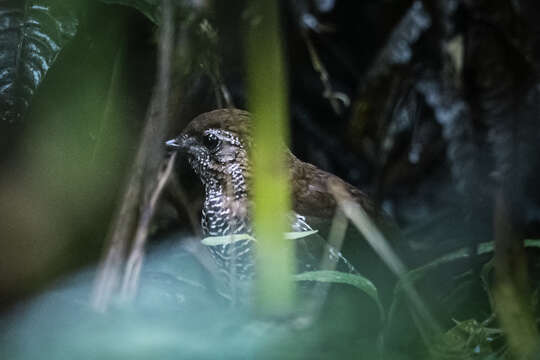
166,109 -> 387,292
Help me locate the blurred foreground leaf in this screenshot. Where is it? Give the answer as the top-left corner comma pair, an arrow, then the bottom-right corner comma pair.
246,0 -> 294,315
0,0 -> 79,122
1,239 -> 383,360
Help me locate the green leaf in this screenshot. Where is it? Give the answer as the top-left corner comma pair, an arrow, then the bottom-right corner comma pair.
201,234 -> 255,246
524,239 -> 540,248
387,239 -> 540,335
294,270 -> 385,322
0,0 -> 79,122
284,230 -> 318,240
393,239 -> 540,298
396,248 -> 471,295
387,246 -> 476,332
201,230 -> 318,246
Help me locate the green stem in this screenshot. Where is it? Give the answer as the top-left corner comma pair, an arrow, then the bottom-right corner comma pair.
245,0 -> 295,316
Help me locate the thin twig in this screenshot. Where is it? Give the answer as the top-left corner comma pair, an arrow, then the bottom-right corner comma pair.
302,30 -> 348,114
121,152 -> 177,299
220,84 -> 234,108
328,179 -> 442,346
320,208 -> 349,273
307,208 -> 349,318
91,179 -> 140,311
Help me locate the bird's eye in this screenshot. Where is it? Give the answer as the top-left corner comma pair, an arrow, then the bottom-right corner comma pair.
202,134 -> 221,152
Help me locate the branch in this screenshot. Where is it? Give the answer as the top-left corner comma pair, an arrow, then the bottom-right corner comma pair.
91,0 -> 175,311
121,152 -> 177,299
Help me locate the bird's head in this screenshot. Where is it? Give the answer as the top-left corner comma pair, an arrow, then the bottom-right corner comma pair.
166,109 -> 252,188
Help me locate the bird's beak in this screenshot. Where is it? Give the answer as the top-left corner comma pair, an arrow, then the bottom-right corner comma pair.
166,138 -> 181,150
166,134 -> 199,156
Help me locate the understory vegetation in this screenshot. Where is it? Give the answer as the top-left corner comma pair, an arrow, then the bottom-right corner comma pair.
2,1 -> 540,359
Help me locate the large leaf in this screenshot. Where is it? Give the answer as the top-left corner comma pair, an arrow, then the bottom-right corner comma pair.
0,0 -> 78,122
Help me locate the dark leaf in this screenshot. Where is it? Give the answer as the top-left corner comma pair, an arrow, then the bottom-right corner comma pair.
99,0 -> 205,25
0,0 -> 79,122
100,0 -> 161,24
387,240 -> 540,332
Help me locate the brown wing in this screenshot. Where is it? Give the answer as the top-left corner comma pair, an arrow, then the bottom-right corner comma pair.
288,151 -> 392,228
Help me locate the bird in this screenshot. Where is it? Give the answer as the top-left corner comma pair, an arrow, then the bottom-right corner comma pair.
166,108 -> 395,290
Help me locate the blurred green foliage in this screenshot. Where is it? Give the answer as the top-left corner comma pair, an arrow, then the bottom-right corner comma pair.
0,2 -> 151,307
246,1 -> 296,315
1,1 -> 540,360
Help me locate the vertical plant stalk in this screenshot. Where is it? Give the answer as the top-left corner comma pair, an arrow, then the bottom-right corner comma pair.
493,190 -> 540,358
307,209 -> 348,318
121,152 -> 177,299
91,0 -> 175,311
245,1 -> 295,315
